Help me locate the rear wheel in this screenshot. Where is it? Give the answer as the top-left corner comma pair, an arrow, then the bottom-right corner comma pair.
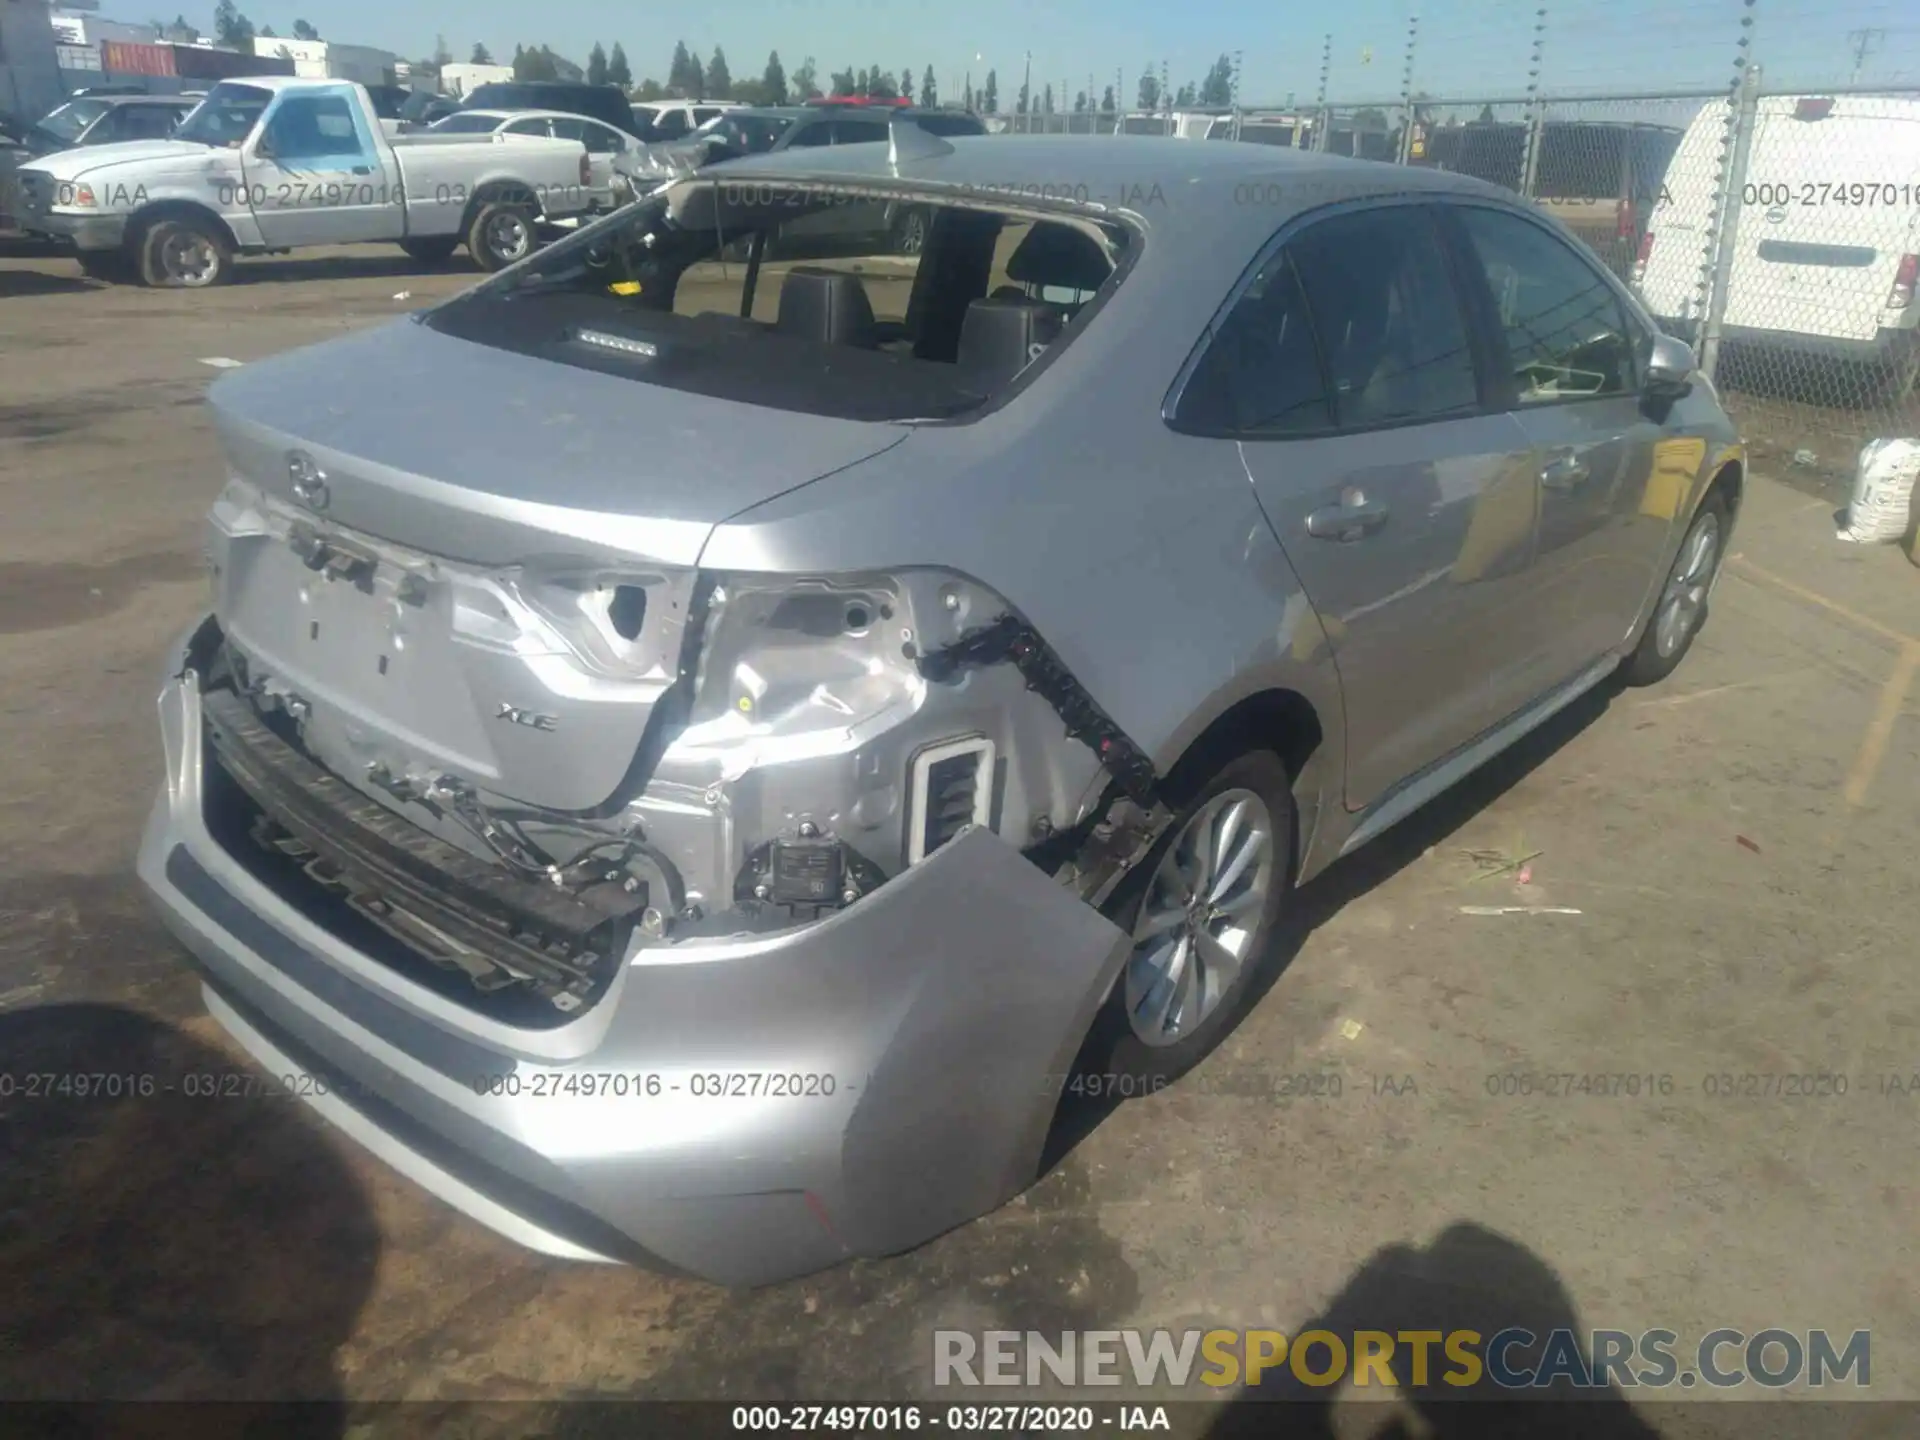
891,206 -> 930,256
398,235 -> 459,266
466,200 -> 537,272
135,216 -> 232,288
1620,490 -> 1728,687
1075,751 -> 1294,1088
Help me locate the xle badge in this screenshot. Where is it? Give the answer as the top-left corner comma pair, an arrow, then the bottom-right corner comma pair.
497,704 -> 558,732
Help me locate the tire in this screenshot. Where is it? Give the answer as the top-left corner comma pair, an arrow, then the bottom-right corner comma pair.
76,248 -> 134,283
398,236 -> 459,266
1620,490 -> 1730,687
1074,751 -> 1295,1088
891,206 -> 929,256
134,216 -> 232,288
466,200 -> 537,272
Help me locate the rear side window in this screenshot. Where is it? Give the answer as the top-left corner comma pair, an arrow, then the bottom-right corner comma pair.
915,114 -> 987,137
1175,252 -> 1330,435
117,105 -> 182,140
1289,207 -> 1480,428
1452,206 -> 1636,401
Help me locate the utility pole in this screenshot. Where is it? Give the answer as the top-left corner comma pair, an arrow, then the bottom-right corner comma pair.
1847,27 -> 1884,84
1021,49 -> 1032,128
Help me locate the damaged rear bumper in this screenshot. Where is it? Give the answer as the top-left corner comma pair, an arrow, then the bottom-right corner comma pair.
136,629 -> 1132,1286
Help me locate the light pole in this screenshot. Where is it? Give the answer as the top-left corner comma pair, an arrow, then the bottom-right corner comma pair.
1021,50 -> 1033,130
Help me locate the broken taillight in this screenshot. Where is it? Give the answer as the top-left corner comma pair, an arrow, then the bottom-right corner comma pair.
1889,253 -> 1919,311
1632,230 -> 1656,285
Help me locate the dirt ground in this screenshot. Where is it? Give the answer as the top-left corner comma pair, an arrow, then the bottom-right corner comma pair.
1,243 -> 1917,1436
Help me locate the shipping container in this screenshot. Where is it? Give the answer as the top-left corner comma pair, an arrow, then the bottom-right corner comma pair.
100,40 -> 176,78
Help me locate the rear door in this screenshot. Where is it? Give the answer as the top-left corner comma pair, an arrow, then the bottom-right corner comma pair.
1721,97 -> 1920,344
1192,203 -> 1544,808
245,84 -> 404,247
1444,202 -> 1675,698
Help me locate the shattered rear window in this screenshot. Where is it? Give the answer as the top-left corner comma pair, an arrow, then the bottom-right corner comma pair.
423,179 -> 1132,422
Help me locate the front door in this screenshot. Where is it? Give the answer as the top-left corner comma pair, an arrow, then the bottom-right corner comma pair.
1184,202 -> 1544,809
1443,203 -> 1680,700
244,84 -> 403,248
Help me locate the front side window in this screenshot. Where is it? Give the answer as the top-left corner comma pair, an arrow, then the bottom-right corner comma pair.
1288,206 -> 1480,428
1453,205 -> 1636,402
116,105 -> 184,140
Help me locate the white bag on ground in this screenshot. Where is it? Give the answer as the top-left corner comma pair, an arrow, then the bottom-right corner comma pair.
1837,438 -> 1920,545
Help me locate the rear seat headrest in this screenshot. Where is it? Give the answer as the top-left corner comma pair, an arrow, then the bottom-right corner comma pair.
1005,224 -> 1111,293
776,266 -> 877,347
956,298 -> 1064,388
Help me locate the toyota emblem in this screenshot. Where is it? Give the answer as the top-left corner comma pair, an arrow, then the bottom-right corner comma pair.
287,450 -> 330,511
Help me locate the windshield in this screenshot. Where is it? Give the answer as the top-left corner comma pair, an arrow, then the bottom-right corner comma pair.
430,113 -> 502,134
35,100 -> 110,144
173,83 -> 273,147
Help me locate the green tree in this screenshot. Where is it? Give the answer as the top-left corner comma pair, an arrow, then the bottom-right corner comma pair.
259,24 -> 276,38
432,34 -> 452,67
212,0 -> 255,49
790,57 -> 819,99
899,65 -> 913,103
1101,85 -> 1115,111
471,42 -> 493,64
1016,79 -> 1028,114
866,67 -> 898,99
667,41 -> 701,96
515,44 -> 560,81
632,77 -> 664,101
922,65 -> 938,108
830,67 -> 856,97
1199,54 -> 1233,106
706,46 -> 732,98
761,51 -> 788,105
1042,82 -> 1053,114
608,42 -> 632,88
1174,81 -> 1196,106
1073,90 -> 1087,112
981,69 -> 997,114
1136,69 -> 1159,110
291,17 -> 318,41
587,42 -> 608,86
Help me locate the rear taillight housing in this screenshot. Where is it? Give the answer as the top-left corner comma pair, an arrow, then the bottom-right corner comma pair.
1889,253 -> 1918,311
579,154 -> 592,186
1632,230 -> 1656,285
1616,197 -> 1636,240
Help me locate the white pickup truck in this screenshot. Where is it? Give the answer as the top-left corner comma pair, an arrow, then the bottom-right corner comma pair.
11,76 -> 596,287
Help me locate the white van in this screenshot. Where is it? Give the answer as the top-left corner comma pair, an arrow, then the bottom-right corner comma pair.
1635,93 -> 1920,396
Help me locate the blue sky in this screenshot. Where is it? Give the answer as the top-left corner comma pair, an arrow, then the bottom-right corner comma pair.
174,0 -> 1920,103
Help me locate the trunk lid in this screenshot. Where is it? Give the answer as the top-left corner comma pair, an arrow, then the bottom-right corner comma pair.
206,318 -> 908,814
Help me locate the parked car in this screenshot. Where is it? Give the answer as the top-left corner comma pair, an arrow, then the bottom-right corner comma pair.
137,127 -> 1742,1287
397,90 -> 461,131
629,98 -> 743,141
461,80 -> 642,138
430,108 -> 636,212
616,103 -> 986,253
1635,93 -> 1920,400
11,77 -> 594,285
11,94 -> 196,157
1415,119 -> 1681,280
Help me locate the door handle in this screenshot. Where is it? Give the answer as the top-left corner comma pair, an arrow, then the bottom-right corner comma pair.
1540,453 -> 1590,490
1305,496 -> 1390,541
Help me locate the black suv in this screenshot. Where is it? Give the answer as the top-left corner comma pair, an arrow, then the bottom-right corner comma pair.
460,81 -> 642,137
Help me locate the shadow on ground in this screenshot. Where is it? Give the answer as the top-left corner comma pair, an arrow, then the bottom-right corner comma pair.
0,1001 -> 380,1429
1042,676 -> 1623,1169
1207,1222 -> 1662,1439
0,266 -> 97,298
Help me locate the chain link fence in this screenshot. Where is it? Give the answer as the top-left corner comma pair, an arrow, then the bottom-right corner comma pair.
1000,75 -> 1920,498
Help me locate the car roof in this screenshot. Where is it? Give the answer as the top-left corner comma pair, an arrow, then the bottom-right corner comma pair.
454,109 -> 619,125
81,95 -> 193,108
704,133 -> 1525,258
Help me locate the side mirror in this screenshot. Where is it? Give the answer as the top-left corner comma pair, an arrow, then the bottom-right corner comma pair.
1644,334 -> 1696,399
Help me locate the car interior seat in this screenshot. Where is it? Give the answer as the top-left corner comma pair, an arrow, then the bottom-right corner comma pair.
775,266 -> 878,348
